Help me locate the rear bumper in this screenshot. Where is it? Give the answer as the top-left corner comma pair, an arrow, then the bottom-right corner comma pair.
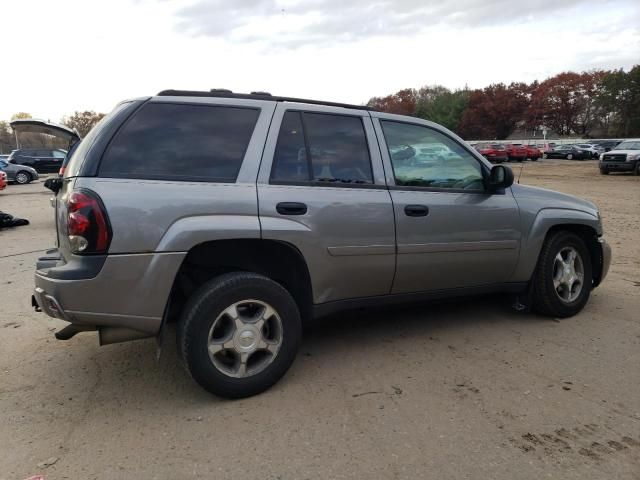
32,248 -> 186,337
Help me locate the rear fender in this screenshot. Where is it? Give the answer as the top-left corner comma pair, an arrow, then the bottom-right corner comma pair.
156,215 -> 261,252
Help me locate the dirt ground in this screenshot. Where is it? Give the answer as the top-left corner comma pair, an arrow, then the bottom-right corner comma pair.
0,160 -> 638,480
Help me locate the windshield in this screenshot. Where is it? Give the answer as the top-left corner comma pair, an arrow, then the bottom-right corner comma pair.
614,141 -> 640,150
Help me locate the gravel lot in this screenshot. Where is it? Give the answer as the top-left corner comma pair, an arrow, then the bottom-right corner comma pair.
1,160 -> 638,480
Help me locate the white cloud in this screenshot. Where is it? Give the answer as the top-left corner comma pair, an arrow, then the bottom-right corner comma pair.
0,0 -> 638,121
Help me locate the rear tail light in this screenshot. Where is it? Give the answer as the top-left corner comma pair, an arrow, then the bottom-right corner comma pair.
66,190 -> 111,254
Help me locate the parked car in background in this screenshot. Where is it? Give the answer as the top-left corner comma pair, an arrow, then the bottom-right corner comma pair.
591,139 -> 622,152
0,154 -> 9,161
599,139 -> 640,175
505,144 -> 528,162
536,143 -> 556,154
524,145 -> 541,161
474,143 -> 508,163
0,159 -> 39,184
543,144 -> 589,160
6,149 -> 67,174
32,89 -> 611,399
575,143 -> 604,159
0,170 -> 7,191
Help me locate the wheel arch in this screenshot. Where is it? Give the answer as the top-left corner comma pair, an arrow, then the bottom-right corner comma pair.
165,238 -> 314,327
512,209 -> 603,285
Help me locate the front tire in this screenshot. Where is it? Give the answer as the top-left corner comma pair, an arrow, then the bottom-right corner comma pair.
635,162 -> 640,176
532,231 -> 592,318
178,272 -> 302,399
15,171 -> 32,184
600,168 -> 609,175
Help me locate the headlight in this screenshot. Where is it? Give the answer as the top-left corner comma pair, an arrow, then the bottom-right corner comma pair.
627,154 -> 639,161
599,154 -> 604,161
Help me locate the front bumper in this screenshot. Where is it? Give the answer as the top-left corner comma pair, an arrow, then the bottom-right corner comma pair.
595,237 -> 612,287
600,161 -> 635,171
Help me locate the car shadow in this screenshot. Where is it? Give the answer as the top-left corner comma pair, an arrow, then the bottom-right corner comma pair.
45,294 -> 548,409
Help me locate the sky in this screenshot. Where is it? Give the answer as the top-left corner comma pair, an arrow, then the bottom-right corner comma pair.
1,0 -> 639,122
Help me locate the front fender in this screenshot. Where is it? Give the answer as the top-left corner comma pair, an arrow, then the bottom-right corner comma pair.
511,207 -> 601,282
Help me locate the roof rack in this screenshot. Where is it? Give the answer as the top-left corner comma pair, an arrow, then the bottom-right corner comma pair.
156,89 -> 376,111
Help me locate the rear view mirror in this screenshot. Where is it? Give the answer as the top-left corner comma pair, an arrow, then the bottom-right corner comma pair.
486,165 -> 514,191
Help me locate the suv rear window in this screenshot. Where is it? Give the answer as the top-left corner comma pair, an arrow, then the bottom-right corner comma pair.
100,103 -> 259,182
271,111 -> 373,185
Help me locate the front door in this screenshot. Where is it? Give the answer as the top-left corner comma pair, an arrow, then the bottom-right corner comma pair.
257,105 -> 396,304
373,116 -> 521,294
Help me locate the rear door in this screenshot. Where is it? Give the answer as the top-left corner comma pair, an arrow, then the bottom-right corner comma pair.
257,104 -> 395,304
372,114 -> 521,293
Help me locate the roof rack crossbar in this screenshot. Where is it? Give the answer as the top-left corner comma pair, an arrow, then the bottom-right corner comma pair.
156,89 -> 376,111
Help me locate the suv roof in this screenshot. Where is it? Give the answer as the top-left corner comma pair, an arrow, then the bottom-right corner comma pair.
157,89 -> 377,112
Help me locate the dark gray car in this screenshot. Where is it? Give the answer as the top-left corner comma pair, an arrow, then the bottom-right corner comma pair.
31,90 -> 611,399
0,158 -> 39,184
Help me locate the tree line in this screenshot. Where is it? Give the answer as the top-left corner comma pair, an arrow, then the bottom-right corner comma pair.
0,111 -> 105,154
367,65 -> 640,140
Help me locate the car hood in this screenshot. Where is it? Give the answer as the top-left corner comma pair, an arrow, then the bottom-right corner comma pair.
511,184 -> 598,217
10,119 -> 80,144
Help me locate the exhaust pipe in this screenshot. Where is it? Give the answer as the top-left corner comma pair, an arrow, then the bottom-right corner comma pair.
98,327 -> 153,346
55,324 -> 96,340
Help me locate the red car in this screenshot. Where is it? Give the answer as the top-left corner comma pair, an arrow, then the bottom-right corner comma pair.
524,145 -> 541,161
0,171 -> 7,191
474,143 -> 508,163
505,144 -> 528,161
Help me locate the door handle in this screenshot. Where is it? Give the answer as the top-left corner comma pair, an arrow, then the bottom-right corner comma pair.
276,202 -> 307,215
404,204 -> 429,217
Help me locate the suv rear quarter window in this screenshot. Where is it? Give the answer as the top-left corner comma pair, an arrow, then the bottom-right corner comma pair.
99,103 -> 260,182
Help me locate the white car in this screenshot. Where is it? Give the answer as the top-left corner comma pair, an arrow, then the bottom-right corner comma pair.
575,143 -> 605,159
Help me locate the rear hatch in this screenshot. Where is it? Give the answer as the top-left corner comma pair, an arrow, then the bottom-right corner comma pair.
10,120 -> 81,251
10,119 -> 80,149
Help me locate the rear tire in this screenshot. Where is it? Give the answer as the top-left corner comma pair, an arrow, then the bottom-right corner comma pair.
566,154 -> 573,160
532,231 -> 592,318
178,272 -> 302,399
15,171 -> 32,184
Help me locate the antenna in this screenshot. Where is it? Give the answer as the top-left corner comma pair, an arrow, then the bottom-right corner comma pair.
517,155 -> 526,184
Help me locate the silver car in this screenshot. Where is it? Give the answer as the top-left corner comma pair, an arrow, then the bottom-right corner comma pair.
31,90 -> 611,399
0,158 -> 39,184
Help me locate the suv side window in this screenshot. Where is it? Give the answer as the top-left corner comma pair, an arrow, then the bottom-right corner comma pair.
52,150 -> 66,159
381,120 -> 484,190
271,111 -> 373,185
100,103 -> 260,182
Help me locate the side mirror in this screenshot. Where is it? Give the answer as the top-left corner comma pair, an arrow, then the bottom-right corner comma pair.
485,164 -> 514,191
44,177 -> 63,194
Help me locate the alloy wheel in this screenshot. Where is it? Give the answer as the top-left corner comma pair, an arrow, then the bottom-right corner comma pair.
15,172 -> 30,184
552,246 -> 585,303
207,299 -> 283,378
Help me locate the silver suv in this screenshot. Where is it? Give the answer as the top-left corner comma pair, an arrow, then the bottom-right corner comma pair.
32,90 -> 611,398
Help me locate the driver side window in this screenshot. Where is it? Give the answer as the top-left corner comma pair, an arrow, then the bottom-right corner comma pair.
381,120 -> 484,190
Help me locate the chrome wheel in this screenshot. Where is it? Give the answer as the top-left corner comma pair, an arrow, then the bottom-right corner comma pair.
552,246 -> 584,303
15,172 -> 30,184
207,299 -> 283,378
